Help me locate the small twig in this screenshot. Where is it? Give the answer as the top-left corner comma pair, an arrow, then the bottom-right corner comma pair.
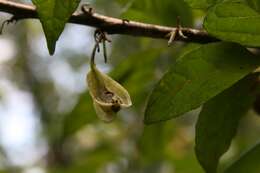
167,30 -> 177,46
122,19 -> 130,24
167,16 -> 187,46
102,40 -> 107,63
176,16 -> 187,39
81,3 -> 93,15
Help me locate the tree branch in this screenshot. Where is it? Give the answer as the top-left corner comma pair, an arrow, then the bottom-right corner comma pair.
0,0 -> 219,43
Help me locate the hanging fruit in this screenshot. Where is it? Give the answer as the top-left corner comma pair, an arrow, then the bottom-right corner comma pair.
86,31 -> 132,122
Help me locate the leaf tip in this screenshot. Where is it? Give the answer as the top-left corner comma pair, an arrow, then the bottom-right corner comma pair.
47,42 -> 56,55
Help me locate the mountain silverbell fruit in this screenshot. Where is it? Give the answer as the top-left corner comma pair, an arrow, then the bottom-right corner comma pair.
86,43 -> 132,122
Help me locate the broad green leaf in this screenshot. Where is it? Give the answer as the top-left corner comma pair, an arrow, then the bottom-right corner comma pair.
224,142 -> 260,173
144,42 -> 260,124
32,0 -> 80,55
204,2 -> 260,47
195,74 -> 258,173
184,0 -> 220,9
121,0 -> 192,26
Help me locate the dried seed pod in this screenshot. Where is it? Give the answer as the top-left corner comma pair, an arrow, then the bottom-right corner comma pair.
87,64 -> 132,122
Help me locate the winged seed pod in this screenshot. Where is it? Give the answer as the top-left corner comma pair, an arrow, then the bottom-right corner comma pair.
87,44 -> 132,122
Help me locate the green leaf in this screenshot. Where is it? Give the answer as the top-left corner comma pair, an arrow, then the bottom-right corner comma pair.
204,2 -> 260,47
184,0 -> 220,9
195,74 -> 258,173
224,142 -> 260,173
121,0 -> 192,26
144,42 -> 260,124
32,0 -> 80,55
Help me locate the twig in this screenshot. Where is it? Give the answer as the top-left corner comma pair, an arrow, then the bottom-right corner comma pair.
167,16 -> 186,46
0,0 -> 219,43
